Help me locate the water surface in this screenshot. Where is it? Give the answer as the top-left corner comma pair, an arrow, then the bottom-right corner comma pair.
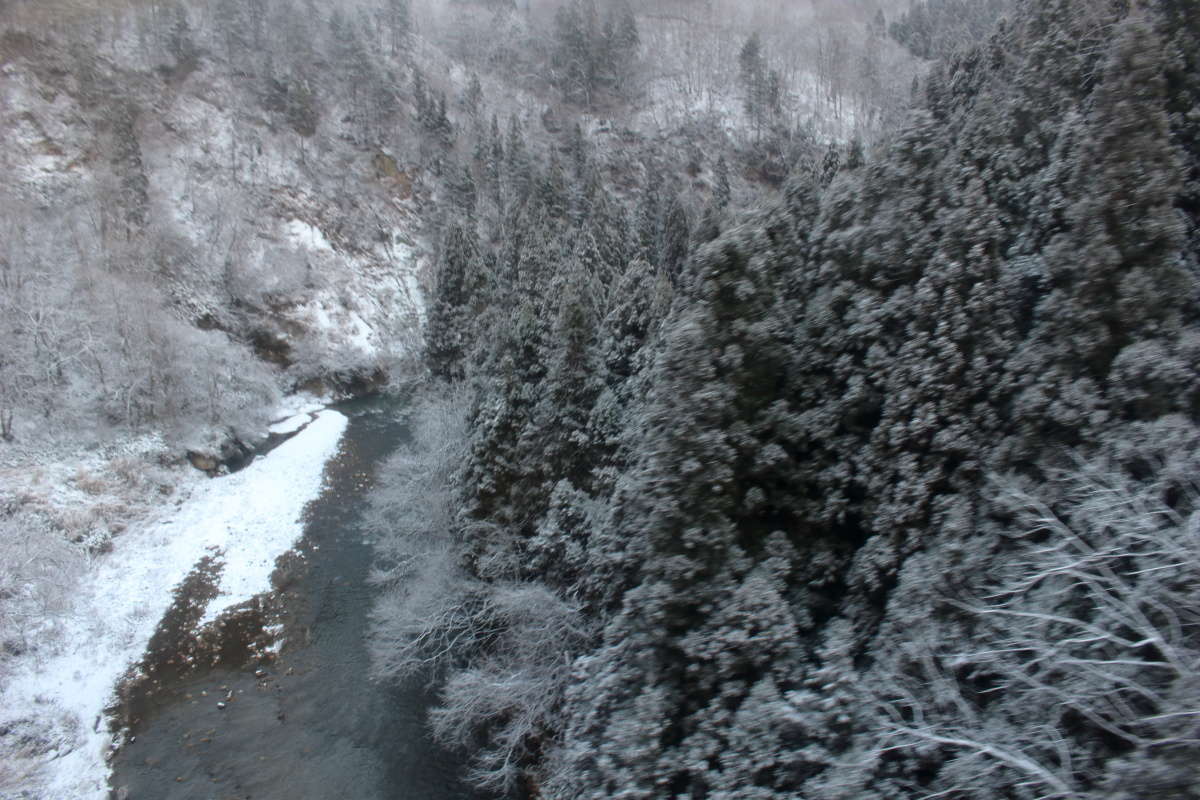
110,398 -> 478,800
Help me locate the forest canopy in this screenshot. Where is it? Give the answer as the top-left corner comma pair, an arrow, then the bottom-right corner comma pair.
370,0 -> 1200,797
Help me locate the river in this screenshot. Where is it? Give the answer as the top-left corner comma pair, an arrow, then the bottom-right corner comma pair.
109,397 -> 482,800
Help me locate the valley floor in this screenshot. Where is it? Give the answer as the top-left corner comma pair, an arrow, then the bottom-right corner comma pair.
0,405 -> 348,799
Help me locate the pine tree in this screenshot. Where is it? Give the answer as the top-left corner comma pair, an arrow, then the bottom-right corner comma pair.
614,1 -> 639,55
580,184 -> 629,295
433,92 -> 453,148
167,4 -> 196,68
766,67 -> 782,115
819,141 -> 841,187
464,72 -> 483,118
739,33 -> 770,138
713,155 -> 731,209
504,115 -> 533,207
693,203 -> 722,245
601,259 -> 670,385
1040,16 -> 1188,382
572,230 -> 610,306
844,136 -> 865,171
659,196 -> 691,285
566,121 -> 588,178
426,223 -> 480,380
534,153 -> 570,221
609,0 -> 640,96
634,166 -> 662,265
285,73 -> 318,138
450,165 -> 477,218
512,208 -> 566,309
535,260 -> 603,489
870,7 -> 888,39
384,0 -> 410,55
412,67 -> 430,129
552,0 -> 596,106
483,114 -> 503,207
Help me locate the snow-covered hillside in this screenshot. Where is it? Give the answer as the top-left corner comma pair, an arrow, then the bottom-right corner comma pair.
1,23 -> 429,427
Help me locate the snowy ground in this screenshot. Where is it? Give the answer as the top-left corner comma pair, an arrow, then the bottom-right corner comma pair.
0,409 -> 348,800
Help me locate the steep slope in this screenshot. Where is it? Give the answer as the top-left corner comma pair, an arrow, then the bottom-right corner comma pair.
378,0 -> 1200,797
1,3 -> 427,455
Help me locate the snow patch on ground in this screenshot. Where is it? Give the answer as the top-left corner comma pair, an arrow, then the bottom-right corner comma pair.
194,411 -> 346,626
0,410 -> 348,800
285,218 -> 334,252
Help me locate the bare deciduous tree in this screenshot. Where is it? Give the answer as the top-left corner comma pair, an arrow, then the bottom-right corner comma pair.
876,460 -> 1200,799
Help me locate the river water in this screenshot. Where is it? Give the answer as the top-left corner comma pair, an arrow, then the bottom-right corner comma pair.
109,398 -> 481,800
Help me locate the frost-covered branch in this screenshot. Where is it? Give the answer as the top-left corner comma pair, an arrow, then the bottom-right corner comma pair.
877,458 -> 1200,798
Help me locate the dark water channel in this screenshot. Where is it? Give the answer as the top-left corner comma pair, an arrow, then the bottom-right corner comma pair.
109,398 -> 480,800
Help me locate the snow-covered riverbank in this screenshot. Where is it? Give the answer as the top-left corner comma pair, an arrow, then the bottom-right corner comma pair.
0,409 -> 348,799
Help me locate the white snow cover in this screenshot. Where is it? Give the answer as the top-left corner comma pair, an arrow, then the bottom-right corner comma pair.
285,218 -> 334,252
0,410 -> 348,799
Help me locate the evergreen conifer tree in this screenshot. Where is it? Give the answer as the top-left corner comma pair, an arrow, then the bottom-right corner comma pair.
1034,15 -> 1189,400
426,223 -> 480,380
714,155 -> 731,209
504,115 -> 533,207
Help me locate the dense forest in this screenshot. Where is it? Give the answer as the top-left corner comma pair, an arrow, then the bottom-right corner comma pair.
370,0 -> 1200,798
1,0 -> 1198,797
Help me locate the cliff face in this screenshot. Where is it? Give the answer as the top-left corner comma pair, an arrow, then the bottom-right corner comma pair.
378,2 -> 1200,798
